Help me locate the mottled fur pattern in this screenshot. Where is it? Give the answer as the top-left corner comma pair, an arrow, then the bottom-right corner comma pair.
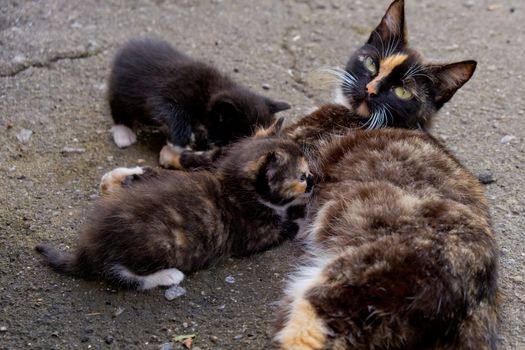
273,1 -> 498,349
36,123 -> 313,291
274,129 -> 498,350
174,0 -> 476,171
108,38 -> 290,151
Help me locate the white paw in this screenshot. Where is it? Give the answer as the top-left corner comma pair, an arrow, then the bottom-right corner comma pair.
99,166 -> 144,195
141,268 -> 185,290
111,124 -> 137,148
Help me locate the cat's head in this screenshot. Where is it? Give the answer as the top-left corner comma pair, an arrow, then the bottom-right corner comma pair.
333,0 -> 476,130
222,118 -> 313,205
206,89 -> 290,145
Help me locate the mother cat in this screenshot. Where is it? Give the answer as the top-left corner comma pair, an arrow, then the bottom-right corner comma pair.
274,1 -> 498,349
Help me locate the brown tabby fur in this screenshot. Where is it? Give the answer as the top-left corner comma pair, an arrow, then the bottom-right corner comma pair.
274,128 -> 498,350
35,121 -> 312,291
273,1 -> 498,349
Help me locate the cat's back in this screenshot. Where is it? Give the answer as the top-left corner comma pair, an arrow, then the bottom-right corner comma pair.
318,129 -> 486,212
279,128 -> 498,349
112,39 -> 187,76
85,171 -> 224,243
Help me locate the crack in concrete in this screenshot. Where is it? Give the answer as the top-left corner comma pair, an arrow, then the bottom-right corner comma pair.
0,47 -> 104,77
280,1 -> 316,101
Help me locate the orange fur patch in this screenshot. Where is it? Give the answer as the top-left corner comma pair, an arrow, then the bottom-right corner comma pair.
277,298 -> 327,350
159,144 -> 182,169
356,101 -> 370,117
366,53 -> 408,95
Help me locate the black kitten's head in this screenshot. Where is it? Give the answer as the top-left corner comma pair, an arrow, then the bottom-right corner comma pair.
222,119 -> 312,205
332,0 -> 476,130
206,88 -> 290,145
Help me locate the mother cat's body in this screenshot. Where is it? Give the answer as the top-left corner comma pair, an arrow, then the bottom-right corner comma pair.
274,0 -> 498,348
274,127 -> 498,349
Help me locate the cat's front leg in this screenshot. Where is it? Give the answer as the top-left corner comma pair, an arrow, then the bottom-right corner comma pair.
99,166 -> 159,195
274,297 -> 328,350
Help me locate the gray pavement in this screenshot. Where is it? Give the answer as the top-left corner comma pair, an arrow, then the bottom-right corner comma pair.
1,0 -> 524,348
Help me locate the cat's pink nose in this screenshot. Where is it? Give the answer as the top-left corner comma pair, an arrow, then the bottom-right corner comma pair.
366,83 -> 378,96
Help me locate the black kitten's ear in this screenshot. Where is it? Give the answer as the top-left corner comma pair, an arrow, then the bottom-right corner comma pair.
428,60 -> 477,109
266,98 -> 291,114
254,117 -> 284,138
367,0 -> 407,48
208,92 -> 241,122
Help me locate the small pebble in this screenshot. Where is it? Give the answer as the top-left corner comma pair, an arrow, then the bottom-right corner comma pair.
165,285 -> 186,300
0,326 -> 7,332
209,335 -> 218,343
105,335 -> 114,344
262,83 -> 271,90
158,342 -> 174,350
137,158 -> 146,164
113,307 -> 125,317
12,54 -> 26,64
61,147 -> 86,154
478,170 -> 496,184
225,275 -> 235,284
500,135 -> 516,144
16,129 -> 33,143
234,335 -> 243,340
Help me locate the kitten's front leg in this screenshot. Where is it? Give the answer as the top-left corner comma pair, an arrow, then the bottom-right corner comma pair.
99,166 -> 159,195
159,145 -> 221,170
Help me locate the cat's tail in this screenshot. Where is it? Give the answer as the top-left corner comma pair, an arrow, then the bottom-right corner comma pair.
35,243 -> 89,277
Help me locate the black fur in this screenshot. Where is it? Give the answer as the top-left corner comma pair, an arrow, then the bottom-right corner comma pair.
108,38 -> 290,149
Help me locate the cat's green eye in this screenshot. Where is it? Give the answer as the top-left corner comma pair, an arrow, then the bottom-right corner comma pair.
364,57 -> 377,75
393,86 -> 413,100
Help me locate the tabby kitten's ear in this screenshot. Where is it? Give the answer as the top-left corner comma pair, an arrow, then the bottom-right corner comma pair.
254,117 -> 285,138
368,0 -> 407,48
266,98 -> 291,114
428,60 -> 477,109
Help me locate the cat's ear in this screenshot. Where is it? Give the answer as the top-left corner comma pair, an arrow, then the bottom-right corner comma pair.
254,117 -> 284,138
266,98 -> 291,115
427,60 -> 477,109
264,150 -> 287,179
367,0 -> 407,48
208,92 -> 241,123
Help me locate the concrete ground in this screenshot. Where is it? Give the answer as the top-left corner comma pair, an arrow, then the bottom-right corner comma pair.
1,0 -> 524,349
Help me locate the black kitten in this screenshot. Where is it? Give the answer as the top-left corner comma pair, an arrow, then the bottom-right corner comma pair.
108,38 -> 290,162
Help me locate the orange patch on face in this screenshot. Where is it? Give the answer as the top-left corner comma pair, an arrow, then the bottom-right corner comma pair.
366,53 -> 408,95
285,180 -> 307,196
356,101 -> 369,117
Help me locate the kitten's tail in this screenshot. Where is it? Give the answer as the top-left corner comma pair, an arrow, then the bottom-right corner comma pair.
35,243 -> 89,277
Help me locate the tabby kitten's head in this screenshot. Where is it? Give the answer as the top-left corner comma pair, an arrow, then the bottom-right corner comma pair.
333,0 -> 476,130
222,118 -> 313,205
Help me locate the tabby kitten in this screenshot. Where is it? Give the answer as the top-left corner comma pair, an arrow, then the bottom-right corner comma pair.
36,120 -> 312,292
108,38 -> 290,167
274,1 -> 498,349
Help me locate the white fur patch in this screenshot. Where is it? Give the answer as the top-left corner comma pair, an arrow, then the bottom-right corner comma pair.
99,166 -> 144,195
111,124 -> 137,148
332,85 -> 351,108
114,265 -> 185,291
